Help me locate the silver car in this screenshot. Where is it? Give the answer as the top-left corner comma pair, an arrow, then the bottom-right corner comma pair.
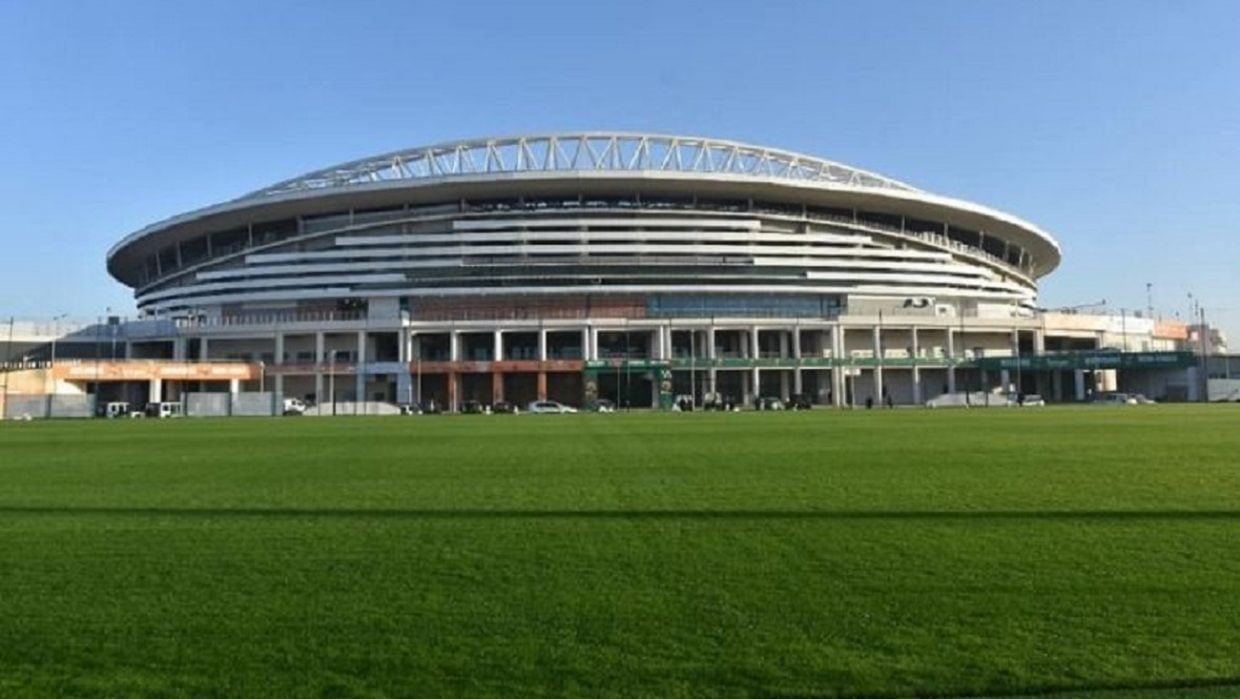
526,400 -> 578,414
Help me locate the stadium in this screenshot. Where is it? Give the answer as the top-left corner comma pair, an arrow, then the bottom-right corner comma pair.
6,132 -> 1218,416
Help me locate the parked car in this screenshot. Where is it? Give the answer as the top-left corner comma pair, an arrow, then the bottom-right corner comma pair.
144,402 -> 183,418
282,398 -> 307,416
1095,392 -> 1137,406
492,401 -> 519,414
754,396 -> 785,411
526,400 -> 578,414
1018,393 -> 1046,407
419,400 -> 443,415
461,400 -> 487,414
787,393 -> 814,410
585,398 -> 616,413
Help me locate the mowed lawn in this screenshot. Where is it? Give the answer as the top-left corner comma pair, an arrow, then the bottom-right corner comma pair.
3,407 -> 1240,698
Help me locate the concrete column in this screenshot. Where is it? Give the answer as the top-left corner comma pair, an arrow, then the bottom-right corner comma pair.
397,329 -> 408,363
831,323 -> 845,408
751,366 -> 761,402
492,371 -> 504,405
581,327 -> 591,361
707,326 -> 717,359
911,326 -> 923,403
199,337 -> 210,360
124,342 -> 133,360
1033,329 -> 1046,354
493,330 -> 503,362
750,326 -> 760,359
449,331 -> 460,362
779,371 -> 791,401
946,327 -> 957,394
315,374 -> 324,404
1074,369 -> 1087,402
793,368 -> 803,395
275,333 -> 285,365
274,374 -> 285,400
448,372 -> 459,412
173,338 -> 187,361
315,332 -> 326,363
537,372 -> 548,401
872,325 -> 884,401
590,327 -> 599,361
538,329 -> 548,361
791,328 -> 802,359
229,378 -> 240,394
778,330 -> 789,359
149,378 -> 163,403
356,331 -> 366,404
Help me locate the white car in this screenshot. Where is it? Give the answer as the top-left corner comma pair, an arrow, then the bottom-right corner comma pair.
526,400 -> 578,414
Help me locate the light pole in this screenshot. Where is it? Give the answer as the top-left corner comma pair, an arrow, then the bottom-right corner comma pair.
49,313 -> 68,367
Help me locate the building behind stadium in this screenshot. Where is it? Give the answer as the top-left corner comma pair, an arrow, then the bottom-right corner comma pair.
2,133 -> 1235,417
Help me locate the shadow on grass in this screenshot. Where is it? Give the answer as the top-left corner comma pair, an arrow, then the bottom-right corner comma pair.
2,506 -> 1240,521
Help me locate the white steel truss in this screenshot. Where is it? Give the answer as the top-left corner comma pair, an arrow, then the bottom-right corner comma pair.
243,133 -> 920,200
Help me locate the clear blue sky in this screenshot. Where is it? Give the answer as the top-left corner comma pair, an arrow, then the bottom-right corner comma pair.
2,0 -> 1237,338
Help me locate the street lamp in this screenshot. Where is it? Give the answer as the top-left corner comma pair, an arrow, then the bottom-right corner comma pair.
49,313 -> 68,367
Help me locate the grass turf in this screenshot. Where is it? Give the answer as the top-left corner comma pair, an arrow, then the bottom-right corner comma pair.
2,406 -> 1240,698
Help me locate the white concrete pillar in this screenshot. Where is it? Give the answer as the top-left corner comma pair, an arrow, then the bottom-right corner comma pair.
315,332 -> 326,364
946,327 -> 957,394
1033,329 -> 1046,354
750,326 -> 761,360
397,329 -> 408,363
794,367 -> 803,394
149,378 -> 162,403
275,333 -> 285,365
779,371 -> 791,401
872,325 -> 884,401
229,378 -> 240,395
1074,369 -> 1087,402
751,366 -> 761,401
791,328 -> 802,359
449,331 -> 460,362
173,338 -> 187,361
493,329 -> 503,362
315,374 -> 324,404
124,342 -> 133,360
538,329 -> 548,361
590,327 -> 599,361
912,366 -> 922,405
199,336 -> 210,360
581,327 -> 591,361
356,331 -> 367,405
707,326 -> 717,359
778,330 -> 789,359
911,326 -> 920,360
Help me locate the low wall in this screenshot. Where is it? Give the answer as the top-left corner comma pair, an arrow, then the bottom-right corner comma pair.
2,394 -> 95,419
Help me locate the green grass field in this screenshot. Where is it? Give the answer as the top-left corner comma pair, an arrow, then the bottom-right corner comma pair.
3,406 -> 1240,698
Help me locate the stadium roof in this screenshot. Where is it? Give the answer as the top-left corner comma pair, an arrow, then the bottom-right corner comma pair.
239,133 -> 923,201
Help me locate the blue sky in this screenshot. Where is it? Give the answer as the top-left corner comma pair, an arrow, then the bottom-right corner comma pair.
1,0 -> 1237,338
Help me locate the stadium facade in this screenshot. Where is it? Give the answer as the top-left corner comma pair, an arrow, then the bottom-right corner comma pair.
4,133 -> 1218,415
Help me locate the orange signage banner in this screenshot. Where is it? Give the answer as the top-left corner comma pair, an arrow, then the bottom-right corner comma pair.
55,361 -> 258,382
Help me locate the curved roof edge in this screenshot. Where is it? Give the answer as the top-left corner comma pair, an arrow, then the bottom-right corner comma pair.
238,132 -> 924,201
108,169 -> 1062,287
